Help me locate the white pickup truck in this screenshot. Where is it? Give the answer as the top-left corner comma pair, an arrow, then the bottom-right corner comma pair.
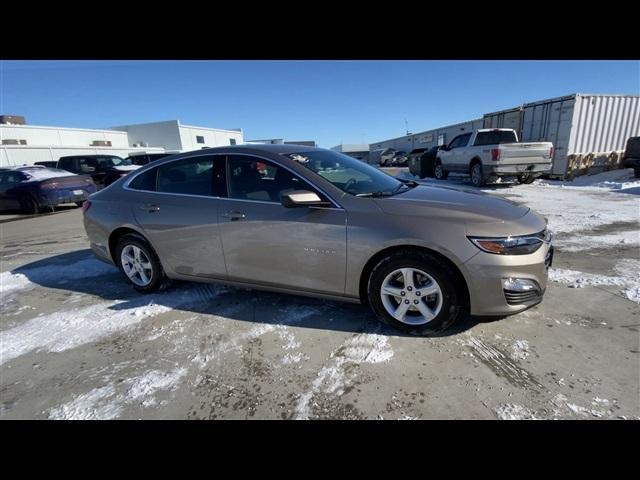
434,128 -> 554,187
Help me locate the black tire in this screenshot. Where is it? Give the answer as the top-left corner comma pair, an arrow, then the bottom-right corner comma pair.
470,162 -> 485,187
20,194 -> 40,214
115,233 -> 169,293
75,201 -> 84,207
517,173 -> 536,184
367,250 -> 463,336
433,159 -> 448,180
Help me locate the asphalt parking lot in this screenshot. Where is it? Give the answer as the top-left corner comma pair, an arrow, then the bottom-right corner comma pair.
1,169 -> 639,420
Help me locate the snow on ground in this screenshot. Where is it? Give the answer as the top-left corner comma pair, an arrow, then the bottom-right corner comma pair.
48,368 -> 187,419
549,259 -> 640,303
294,332 -> 393,420
495,403 -> 538,420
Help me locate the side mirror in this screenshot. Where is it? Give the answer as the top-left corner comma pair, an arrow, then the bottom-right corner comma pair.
281,190 -> 329,208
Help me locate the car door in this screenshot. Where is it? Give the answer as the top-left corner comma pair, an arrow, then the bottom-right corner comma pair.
217,154 -> 347,296
129,154 -> 227,279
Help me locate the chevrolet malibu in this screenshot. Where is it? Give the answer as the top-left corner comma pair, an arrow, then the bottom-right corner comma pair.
83,144 -> 553,335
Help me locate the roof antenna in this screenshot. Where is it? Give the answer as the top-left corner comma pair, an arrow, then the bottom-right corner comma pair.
405,119 -> 410,136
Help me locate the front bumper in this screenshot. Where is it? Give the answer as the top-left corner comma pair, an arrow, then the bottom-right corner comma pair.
462,241 -> 553,316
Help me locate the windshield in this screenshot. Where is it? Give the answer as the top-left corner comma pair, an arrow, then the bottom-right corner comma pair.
286,150 -> 410,197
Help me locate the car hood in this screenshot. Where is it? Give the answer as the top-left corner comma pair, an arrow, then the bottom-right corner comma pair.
374,185 -> 546,236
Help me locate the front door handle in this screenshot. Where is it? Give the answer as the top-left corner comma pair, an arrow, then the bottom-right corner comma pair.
140,204 -> 160,213
222,211 -> 246,221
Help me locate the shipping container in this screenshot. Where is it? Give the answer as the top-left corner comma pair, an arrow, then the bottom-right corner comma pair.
521,94 -> 640,176
483,107 -> 523,132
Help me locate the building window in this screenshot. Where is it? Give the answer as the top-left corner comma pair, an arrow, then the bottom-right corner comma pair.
196,136 -> 205,144
230,139 -> 236,145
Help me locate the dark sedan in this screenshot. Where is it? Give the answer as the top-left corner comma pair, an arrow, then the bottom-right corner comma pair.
0,167 -> 97,214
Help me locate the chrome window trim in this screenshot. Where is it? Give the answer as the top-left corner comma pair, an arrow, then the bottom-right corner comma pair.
122,151 -> 344,210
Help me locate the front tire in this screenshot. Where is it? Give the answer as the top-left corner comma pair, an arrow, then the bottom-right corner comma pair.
115,234 -> 168,293
367,250 -> 462,336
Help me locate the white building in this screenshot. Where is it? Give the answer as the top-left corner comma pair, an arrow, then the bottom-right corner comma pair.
0,119 -> 244,167
331,143 -> 370,161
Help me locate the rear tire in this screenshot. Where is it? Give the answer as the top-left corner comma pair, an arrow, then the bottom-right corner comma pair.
75,201 -> 84,207
367,250 -> 462,336
470,162 -> 485,187
115,233 -> 169,293
434,160 -> 448,180
517,173 -> 536,184
20,194 -> 40,214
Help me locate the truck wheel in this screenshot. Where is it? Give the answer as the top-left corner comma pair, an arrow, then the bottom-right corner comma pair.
470,163 -> 485,187
517,173 -> 536,184
434,160 -> 448,180
367,250 -> 463,336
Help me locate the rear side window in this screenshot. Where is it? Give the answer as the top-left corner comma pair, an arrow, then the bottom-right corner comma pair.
474,131 -> 518,146
449,133 -> 472,149
129,168 -> 158,191
156,156 -> 215,196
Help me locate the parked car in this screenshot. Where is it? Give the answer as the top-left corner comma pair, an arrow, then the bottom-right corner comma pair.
83,145 -> 553,336
434,129 -> 553,187
57,155 -> 140,189
622,136 -> 640,178
0,166 -> 97,214
124,152 -> 175,166
408,146 -> 442,178
379,148 -> 396,166
34,161 -> 59,168
391,150 -> 408,166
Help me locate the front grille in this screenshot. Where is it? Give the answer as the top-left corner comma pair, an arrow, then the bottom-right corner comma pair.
504,289 -> 541,305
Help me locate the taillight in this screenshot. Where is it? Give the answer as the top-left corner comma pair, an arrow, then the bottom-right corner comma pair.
39,181 -> 58,189
81,200 -> 92,214
549,146 -> 554,158
491,148 -> 501,161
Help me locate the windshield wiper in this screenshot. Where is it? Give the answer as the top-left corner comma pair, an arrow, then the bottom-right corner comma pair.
356,183 -> 410,198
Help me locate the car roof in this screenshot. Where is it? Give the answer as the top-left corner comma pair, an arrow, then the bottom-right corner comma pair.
198,144 -> 325,155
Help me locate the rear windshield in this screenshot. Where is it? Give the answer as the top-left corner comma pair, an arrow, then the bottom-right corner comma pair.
474,130 -> 518,146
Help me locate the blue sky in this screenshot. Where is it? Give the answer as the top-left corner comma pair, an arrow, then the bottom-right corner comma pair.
1,60 -> 638,148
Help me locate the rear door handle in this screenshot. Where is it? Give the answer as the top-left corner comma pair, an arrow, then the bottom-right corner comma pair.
140,204 -> 160,213
222,210 -> 246,221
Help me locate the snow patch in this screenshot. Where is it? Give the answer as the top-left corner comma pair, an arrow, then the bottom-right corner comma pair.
48,386 -> 121,420
294,333 -> 393,420
495,403 -> 538,420
511,340 -> 530,360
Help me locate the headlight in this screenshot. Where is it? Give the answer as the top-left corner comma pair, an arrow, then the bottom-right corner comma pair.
468,230 -> 551,255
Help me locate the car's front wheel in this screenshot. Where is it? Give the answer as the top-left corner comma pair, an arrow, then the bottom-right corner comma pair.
116,234 -> 168,293
367,250 -> 462,335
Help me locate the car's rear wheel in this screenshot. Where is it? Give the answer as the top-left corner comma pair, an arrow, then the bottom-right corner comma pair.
115,234 -> 168,293
20,194 -> 40,214
434,160 -> 448,180
75,201 -> 84,207
367,250 -> 462,336
470,162 -> 485,187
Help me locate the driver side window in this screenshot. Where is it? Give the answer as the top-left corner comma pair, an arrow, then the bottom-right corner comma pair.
227,155 -> 319,203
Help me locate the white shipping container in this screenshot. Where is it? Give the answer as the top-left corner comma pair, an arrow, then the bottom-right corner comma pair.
520,94 -> 640,176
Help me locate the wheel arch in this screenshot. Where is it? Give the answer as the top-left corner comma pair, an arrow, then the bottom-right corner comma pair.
469,157 -> 482,171
358,244 -> 470,310
108,225 -> 156,265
